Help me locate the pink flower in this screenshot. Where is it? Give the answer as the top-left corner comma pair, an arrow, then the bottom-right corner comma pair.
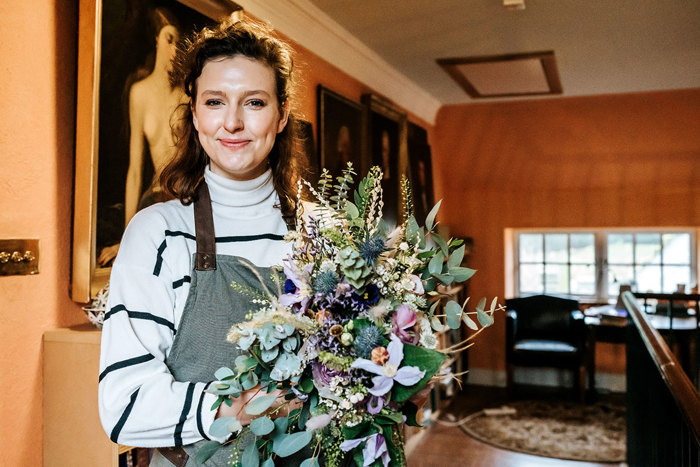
408,274 -> 424,294
392,305 -> 418,344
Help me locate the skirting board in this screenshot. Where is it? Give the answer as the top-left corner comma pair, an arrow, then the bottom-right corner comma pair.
466,368 -> 626,393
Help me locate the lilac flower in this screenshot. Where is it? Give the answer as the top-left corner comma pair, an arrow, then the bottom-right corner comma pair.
340,432 -> 390,467
366,395 -> 385,414
311,361 -> 345,387
392,305 -> 418,344
351,334 -> 425,396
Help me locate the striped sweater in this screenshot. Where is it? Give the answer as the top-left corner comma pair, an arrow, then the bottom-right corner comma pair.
98,167 -> 291,447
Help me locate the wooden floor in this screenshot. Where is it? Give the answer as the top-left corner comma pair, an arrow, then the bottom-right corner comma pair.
406,385 -> 626,467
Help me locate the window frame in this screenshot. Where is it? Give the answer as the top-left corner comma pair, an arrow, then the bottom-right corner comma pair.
512,228 -> 697,303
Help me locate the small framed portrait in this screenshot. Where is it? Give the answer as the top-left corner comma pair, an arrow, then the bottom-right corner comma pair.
71,0 -> 241,302
317,86 -> 365,179
363,94 -> 407,227
407,121 -> 435,225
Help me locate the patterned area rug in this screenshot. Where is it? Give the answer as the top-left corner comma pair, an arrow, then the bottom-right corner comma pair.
459,400 -> 626,463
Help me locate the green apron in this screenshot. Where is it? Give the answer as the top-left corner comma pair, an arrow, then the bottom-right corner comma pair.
150,181 -> 293,466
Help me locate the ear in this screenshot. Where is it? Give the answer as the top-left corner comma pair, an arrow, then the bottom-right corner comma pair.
191,104 -> 199,132
277,101 -> 290,134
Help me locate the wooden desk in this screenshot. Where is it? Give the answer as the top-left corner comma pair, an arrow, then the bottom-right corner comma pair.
585,307 -> 699,399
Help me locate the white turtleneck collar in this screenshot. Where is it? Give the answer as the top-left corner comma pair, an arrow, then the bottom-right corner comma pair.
203,165 -> 276,208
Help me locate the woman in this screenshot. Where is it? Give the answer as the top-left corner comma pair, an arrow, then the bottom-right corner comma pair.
98,7 -> 184,266
98,17 -> 306,466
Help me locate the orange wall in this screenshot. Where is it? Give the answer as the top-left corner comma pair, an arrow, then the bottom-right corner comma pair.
432,89 -> 700,375
0,1 -> 84,465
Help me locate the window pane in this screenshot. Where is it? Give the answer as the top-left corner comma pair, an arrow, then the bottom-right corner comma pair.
608,234 -> 633,264
608,266 -> 634,297
520,264 -> 543,293
637,265 -> 661,292
545,264 -> 569,293
570,234 -> 594,263
571,264 -> 595,295
662,233 -> 691,265
636,233 -> 661,265
519,234 -> 543,262
545,234 -> 568,263
662,266 -> 691,293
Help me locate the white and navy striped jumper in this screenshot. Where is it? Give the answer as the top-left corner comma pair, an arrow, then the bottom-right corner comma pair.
98,166 -> 291,447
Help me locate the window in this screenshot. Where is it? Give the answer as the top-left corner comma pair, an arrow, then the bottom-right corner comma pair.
514,230 -> 696,301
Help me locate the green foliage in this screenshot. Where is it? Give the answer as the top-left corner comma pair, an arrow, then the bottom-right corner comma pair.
250,416 -> 275,436
393,344 -> 446,402
195,440 -> 223,465
272,431 -> 313,457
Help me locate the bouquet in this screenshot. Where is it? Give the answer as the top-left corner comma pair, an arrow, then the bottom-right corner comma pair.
198,165 -> 499,466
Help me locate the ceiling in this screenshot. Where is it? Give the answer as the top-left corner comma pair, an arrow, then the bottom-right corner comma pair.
306,0 -> 700,105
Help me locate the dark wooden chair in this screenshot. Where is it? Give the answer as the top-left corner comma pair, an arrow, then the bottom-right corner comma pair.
505,294 -> 586,400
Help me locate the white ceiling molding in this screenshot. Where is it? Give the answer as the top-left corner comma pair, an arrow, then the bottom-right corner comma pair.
235,0 -> 441,124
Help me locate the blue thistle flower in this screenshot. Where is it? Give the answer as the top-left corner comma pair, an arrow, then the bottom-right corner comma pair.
313,270 -> 339,296
354,325 -> 385,359
358,235 -> 386,265
284,279 -> 297,294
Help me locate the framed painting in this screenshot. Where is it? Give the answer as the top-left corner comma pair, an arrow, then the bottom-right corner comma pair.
72,0 -> 242,303
316,85 -> 366,179
363,94 -> 407,228
407,121 -> 434,225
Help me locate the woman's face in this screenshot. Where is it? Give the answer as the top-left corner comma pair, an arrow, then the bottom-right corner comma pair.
156,25 -> 179,72
192,55 -> 289,181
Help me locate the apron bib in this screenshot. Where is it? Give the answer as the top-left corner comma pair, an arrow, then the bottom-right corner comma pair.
150,182 -> 289,466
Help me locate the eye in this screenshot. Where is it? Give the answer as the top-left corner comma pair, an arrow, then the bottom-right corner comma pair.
205,99 -> 223,107
247,99 -> 266,108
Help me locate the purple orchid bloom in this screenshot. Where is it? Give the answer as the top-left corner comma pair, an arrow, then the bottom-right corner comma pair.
392,305 -> 418,344
340,432 -> 390,467
351,334 -> 425,396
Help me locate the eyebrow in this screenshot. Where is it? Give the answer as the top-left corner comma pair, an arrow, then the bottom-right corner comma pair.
199,89 -> 271,98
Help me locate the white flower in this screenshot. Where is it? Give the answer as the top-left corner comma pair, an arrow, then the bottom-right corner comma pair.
399,242 -> 409,251
340,399 -> 353,410
319,260 -> 336,273
420,332 -> 438,349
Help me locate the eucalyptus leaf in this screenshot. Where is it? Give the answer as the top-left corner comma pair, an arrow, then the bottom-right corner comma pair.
261,347 -> 279,363
448,266 -> 476,282
195,440 -> 222,465
433,273 -> 454,285
250,416 -> 275,436
428,299 -> 440,315
462,312 -> 479,331
406,216 -> 420,244
245,395 -> 278,415
428,251 -> 444,275
300,458 -> 320,467
345,201 -> 359,219
262,458 -> 274,467
283,336 -> 297,353
424,277 -> 436,293
272,431 -> 313,457
273,416 -> 289,440
477,309 -> 494,327
447,245 -> 465,268
476,297 -> 487,312
445,300 -> 462,329
209,416 -> 240,438
242,370 -> 259,390
238,334 -> 256,350
241,440 -> 260,467
425,200 -> 442,231
430,316 -> 445,332
432,233 -> 449,257
490,296 -> 499,312
214,367 -> 235,381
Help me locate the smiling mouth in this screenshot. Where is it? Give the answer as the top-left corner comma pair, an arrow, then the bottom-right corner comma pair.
219,139 -> 250,149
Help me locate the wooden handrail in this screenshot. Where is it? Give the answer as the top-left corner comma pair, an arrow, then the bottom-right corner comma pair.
622,291 -> 700,443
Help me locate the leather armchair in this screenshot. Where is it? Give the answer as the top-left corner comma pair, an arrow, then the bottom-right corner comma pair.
505,294 -> 586,399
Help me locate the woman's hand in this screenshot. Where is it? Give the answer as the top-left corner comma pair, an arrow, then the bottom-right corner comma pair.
215,386 -> 301,425
97,243 -> 120,267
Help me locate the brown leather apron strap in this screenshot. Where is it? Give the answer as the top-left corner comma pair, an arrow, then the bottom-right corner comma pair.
194,181 -> 216,271
157,446 -> 189,467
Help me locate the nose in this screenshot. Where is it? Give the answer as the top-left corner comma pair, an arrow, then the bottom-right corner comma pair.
223,105 -> 244,133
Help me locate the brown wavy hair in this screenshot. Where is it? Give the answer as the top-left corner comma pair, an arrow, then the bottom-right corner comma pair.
160,16 -> 308,223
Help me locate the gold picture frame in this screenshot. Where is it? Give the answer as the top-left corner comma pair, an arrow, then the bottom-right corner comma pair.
71,0 -> 242,303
